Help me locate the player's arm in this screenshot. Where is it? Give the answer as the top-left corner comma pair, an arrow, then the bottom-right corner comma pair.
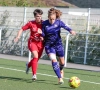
60,20 -> 76,35
14,29 -> 23,42
37,24 -> 46,42
41,24 -> 46,37
38,24 -> 45,37
14,22 -> 30,42
37,28 -> 44,41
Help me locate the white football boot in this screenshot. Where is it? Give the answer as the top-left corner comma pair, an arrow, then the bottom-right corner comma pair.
58,78 -> 64,85
32,75 -> 37,81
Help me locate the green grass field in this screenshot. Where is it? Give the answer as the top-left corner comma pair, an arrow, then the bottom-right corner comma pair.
0,58 -> 100,90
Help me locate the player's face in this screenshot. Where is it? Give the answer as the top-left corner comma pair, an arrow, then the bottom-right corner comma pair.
34,14 -> 42,23
49,14 -> 56,24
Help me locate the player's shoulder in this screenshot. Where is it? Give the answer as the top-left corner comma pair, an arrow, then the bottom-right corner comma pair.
56,19 -> 63,23
54,19 -> 64,26
25,20 -> 37,27
57,19 -> 65,26
42,20 -> 49,25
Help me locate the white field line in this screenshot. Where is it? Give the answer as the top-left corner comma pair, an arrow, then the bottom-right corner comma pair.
0,66 -> 100,85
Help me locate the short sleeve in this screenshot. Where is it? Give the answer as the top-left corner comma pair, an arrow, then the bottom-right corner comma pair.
22,22 -> 30,31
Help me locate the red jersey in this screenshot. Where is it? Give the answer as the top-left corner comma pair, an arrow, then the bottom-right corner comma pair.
22,20 -> 42,41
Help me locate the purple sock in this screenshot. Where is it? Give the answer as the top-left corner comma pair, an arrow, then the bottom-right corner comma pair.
52,62 -> 61,78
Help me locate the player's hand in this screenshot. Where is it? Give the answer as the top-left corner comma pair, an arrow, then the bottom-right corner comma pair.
70,30 -> 76,35
38,28 -> 42,34
40,37 -> 44,41
14,37 -> 20,42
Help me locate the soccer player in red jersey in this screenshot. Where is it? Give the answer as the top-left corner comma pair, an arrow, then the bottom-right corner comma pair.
14,9 -> 44,81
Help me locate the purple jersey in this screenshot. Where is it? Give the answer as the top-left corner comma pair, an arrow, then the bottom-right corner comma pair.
42,19 -> 72,57
42,19 -> 71,44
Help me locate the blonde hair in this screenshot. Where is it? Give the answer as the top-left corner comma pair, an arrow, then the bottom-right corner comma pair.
48,8 -> 62,19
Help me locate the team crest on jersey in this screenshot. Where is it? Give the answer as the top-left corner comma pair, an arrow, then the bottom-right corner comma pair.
32,28 -> 36,32
54,24 -> 58,27
46,26 -> 48,27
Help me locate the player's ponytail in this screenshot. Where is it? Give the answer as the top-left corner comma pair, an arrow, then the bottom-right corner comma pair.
55,9 -> 62,19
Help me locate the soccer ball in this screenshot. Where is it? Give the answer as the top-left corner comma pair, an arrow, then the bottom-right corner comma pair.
68,76 -> 80,88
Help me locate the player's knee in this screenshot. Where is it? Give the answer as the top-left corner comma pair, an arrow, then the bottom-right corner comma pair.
32,52 -> 38,58
32,54 -> 38,59
49,53 -> 57,61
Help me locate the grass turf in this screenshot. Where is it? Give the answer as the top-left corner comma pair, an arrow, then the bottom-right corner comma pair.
0,58 -> 100,90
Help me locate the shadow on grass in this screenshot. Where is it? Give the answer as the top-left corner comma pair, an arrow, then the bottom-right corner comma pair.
53,84 -> 74,89
0,76 -> 56,85
35,79 -> 56,85
36,80 -> 74,89
60,86 -> 74,89
0,76 -> 75,89
0,76 -> 32,83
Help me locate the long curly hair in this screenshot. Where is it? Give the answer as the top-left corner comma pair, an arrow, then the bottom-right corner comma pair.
48,8 -> 62,19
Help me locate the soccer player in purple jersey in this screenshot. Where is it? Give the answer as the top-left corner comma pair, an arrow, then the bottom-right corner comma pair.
38,8 -> 76,84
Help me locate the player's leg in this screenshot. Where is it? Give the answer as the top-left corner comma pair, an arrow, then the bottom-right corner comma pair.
31,50 -> 38,80
56,45 -> 65,78
27,41 -> 39,80
31,45 -> 44,80
30,42 -> 44,80
58,57 -> 64,78
30,42 -> 44,81
45,47 -> 63,84
26,40 -> 33,69
26,52 -> 38,76
26,40 -> 32,74
49,53 -> 64,84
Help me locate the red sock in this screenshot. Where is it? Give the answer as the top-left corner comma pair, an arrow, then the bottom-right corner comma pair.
31,58 -> 38,75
